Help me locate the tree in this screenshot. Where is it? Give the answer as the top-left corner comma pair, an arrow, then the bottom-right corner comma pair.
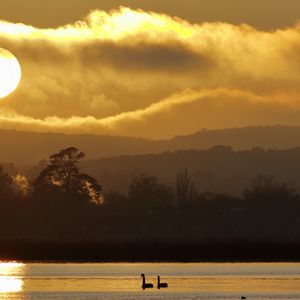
34,147 -> 102,205
129,173 -> 173,213
243,175 -> 296,238
176,169 -> 198,209
244,175 -> 294,209
0,165 -> 13,196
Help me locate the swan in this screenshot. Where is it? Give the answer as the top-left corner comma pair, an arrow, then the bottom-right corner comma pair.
157,275 -> 168,289
141,274 -> 153,290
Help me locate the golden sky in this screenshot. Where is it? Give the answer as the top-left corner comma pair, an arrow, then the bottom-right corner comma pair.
1,2 -> 300,138
2,0 -> 300,30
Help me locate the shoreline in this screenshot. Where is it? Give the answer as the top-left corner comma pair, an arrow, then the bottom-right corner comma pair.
1,240 -> 300,263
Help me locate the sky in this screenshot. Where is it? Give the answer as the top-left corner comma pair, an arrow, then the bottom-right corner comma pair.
1,1 -> 300,139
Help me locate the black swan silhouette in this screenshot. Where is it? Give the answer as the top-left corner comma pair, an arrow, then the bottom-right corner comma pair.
157,275 -> 168,289
141,274 -> 153,290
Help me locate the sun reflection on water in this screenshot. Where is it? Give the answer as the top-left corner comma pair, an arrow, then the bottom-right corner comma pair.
0,262 -> 24,293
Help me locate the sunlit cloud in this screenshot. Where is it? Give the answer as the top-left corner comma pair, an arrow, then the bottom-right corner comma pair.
1,7 -> 300,138
0,88 -> 299,138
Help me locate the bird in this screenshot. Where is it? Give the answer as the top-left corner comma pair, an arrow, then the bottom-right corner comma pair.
141,274 -> 153,290
157,275 -> 168,289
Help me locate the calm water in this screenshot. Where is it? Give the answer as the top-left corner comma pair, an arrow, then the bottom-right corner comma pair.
1,262 -> 300,299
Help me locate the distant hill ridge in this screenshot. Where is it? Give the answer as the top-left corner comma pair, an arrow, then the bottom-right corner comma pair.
1,125 -> 300,164
81,146 -> 300,195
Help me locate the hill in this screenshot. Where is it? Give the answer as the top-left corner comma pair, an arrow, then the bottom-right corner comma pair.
2,125 -> 300,164
81,147 -> 300,195
170,125 -> 300,150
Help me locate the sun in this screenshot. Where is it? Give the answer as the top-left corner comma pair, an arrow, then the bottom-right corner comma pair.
0,48 -> 21,98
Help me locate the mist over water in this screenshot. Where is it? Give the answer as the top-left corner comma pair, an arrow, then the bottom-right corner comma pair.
1,262 -> 300,299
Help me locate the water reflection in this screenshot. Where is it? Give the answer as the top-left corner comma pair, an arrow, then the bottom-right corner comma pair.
0,262 -> 24,293
0,262 -> 299,299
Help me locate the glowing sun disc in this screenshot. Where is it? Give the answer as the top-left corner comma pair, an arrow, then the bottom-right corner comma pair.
0,48 -> 21,98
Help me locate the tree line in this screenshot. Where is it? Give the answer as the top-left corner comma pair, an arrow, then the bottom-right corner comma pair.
0,146 -> 299,242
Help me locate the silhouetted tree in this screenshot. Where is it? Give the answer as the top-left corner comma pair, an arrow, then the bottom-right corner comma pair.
244,175 -> 294,209
26,159 -> 48,182
0,166 -> 21,232
176,169 -> 198,209
34,147 -> 102,204
129,173 -> 173,213
0,166 -> 13,196
243,175 -> 296,238
211,145 -> 233,152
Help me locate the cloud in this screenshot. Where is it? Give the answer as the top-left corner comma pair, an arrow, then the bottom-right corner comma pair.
0,7 -> 300,138
0,88 -> 299,139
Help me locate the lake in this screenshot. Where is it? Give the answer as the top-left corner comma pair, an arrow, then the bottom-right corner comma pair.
1,262 -> 300,299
